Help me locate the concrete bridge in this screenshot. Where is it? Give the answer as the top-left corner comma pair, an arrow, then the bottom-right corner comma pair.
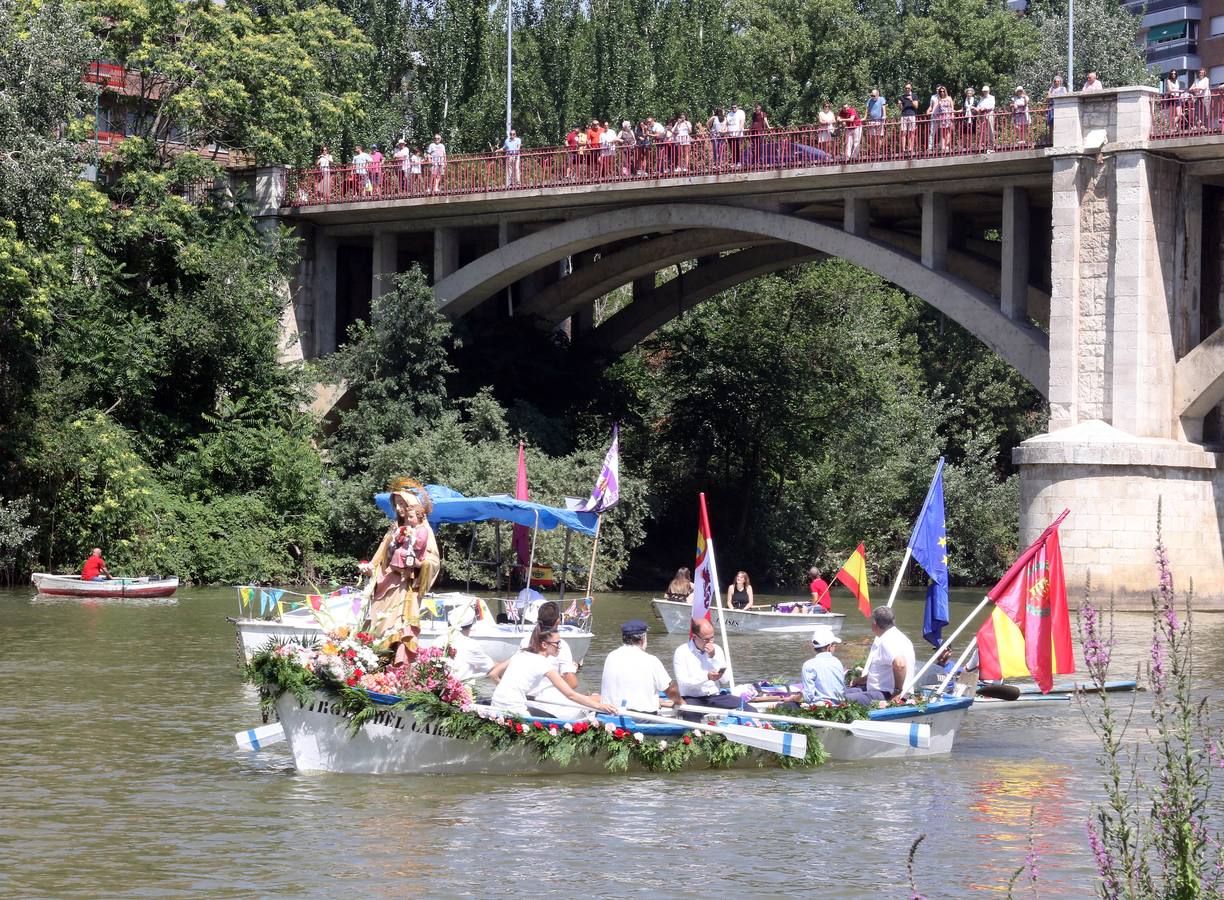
249,87 -> 1224,601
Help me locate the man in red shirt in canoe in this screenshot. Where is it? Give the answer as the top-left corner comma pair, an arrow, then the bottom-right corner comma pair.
808,566 -> 831,612
81,548 -> 111,581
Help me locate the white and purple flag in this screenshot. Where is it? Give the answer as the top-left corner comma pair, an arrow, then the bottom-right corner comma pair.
566,425 -> 620,513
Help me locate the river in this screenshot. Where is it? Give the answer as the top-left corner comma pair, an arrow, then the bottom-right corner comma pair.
2,583 -> 1218,897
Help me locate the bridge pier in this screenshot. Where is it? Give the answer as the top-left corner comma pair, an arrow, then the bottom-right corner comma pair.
1017,86 -> 1224,602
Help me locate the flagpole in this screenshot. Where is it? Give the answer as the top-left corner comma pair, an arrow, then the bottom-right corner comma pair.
908,595 -> 991,692
706,535 -> 735,687
583,514 -> 603,598
888,458 -> 944,609
884,547 -> 912,609
935,635 -> 978,696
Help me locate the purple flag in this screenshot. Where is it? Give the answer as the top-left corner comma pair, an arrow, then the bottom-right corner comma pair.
567,426 -> 620,513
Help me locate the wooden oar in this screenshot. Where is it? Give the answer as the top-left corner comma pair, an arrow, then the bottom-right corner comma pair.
234,722 -> 285,750
511,701 -> 807,759
679,703 -> 931,749
615,709 -> 808,759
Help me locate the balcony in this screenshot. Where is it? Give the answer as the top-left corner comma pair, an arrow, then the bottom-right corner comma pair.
1143,3 -> 1202,28
1147,38 -> 1200,63
1126,0 -> 1201,14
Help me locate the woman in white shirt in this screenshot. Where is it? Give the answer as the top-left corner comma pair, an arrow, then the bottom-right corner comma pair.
489,627 -> 615,718
315,146 -> 333,200
817,101 -> 836,151
426,133 -> 446,195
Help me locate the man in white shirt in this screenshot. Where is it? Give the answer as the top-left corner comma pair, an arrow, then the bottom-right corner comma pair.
845,606 -> 916,704
727,103 -> 746,166
426,133 -> 446,194
600,620 -> 681,713
977,85 -> 996,150
352,144 -> 374,194
1082,71 -> 1103,93
392,139 -> 411,192
673,617 -> 738,719
446,604 -> 494,684
501,128 -> 522,186
1191,68 -> 1212,129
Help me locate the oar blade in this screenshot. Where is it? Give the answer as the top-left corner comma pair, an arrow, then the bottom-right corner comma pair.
719,722 -> 808,759
849,720 -> 931,749
235,722 -> 285,751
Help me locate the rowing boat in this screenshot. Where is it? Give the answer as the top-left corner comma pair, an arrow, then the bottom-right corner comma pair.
232,591 -> 592,664
31,573 -> 179,598
971,693 -> 1072,711
272,690 -> 971,774
651,597 -> 846,635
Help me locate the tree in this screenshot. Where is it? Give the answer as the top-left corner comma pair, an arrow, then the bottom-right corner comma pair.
84,0 -> 371,165
1017,0 -> 1153,92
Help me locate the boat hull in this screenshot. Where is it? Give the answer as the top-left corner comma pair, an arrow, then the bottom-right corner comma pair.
272,691 -> 970,774
31,573 -> 179,598
651,598 -> 845,635
972,694 -> 1071,711
236,617 -> 592,666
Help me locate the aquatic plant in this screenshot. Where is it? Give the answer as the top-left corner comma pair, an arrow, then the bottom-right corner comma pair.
1078,505 -> 1224,899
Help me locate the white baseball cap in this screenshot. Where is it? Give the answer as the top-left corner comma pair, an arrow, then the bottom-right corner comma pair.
810,625 -> 841,647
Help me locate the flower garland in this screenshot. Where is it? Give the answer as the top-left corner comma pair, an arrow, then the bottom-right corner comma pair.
245,634 -> 840,772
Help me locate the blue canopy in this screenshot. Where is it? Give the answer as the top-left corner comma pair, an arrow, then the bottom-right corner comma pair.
374,485 -> 600,536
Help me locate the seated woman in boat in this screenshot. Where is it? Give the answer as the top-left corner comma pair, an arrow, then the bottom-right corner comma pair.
664,567 -> 693,602
488,626 -> 616,718
518,601 -> 578,688
365,486 -> 441,662
727,570 -> 754,610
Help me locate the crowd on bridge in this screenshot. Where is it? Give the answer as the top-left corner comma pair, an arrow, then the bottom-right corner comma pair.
299,73 -> 1120,204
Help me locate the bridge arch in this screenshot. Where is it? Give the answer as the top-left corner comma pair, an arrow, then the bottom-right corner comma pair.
433,203 -> 1050,395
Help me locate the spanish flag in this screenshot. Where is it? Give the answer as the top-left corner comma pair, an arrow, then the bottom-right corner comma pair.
976,510 -> 1075,693
836,543 -> 872,619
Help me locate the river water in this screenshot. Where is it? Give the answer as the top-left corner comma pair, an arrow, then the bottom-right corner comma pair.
2,583 -> 1219,897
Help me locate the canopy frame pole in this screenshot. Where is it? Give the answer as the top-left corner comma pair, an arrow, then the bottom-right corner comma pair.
466,524 -> 477,594
908,595 -> 992,692
935,636 -> 979,697
885,546 -> 913,609
707,536 -> 735,688
559,528 -> 571,604
493,521 -> 503,594
583,515 -> 603,598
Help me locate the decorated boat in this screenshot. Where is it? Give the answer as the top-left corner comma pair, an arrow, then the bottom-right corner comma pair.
651,597 -> 846,636
232,590 -> 592,664
246,634 -> 970,775
31,573 -> 179,598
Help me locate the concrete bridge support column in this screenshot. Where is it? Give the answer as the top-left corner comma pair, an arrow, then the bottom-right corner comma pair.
1016,86 -> 1224,602
372,231 -> 398,299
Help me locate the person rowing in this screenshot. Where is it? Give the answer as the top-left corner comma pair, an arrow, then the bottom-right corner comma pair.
80,548 -> 111,581
600,619 -> 683,714
489,625 -> 615,718
446,603 -> 494,684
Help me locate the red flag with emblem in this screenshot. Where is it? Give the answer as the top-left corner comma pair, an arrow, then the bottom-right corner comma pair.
976,509 -> 1074,693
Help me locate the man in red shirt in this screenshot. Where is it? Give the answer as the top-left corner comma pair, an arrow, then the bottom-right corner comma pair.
81,547 -> 111,581
837,104 -> 862,158
808,566 -> 831,612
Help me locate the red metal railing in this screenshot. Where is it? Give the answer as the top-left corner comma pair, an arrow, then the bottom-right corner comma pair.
285,107 -> 1050,207
1150,92 -> 1224,139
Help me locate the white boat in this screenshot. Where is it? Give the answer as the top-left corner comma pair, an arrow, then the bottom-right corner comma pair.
273,691 -> 970,774
31,572 -> 179,598
651,597 -> 846,635
232,591 -> 592,665
971,693 -> 1072,711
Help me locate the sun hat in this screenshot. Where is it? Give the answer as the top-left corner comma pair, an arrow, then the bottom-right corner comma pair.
810,624 -> 841,647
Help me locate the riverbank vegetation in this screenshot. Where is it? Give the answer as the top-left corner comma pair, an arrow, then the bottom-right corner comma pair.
0,0 -> 1148,586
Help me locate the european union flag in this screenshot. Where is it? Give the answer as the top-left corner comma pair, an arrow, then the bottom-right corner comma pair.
910,458 -> 950,647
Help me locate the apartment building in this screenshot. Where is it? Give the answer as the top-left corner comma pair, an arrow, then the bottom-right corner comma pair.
1124,0 -> 1224,85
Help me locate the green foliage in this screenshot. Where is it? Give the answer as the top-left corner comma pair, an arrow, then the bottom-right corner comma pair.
319,271 -> 647,588
0,495 -> 36,584
1017,0 -> 1153,91
84,0 -> 372,165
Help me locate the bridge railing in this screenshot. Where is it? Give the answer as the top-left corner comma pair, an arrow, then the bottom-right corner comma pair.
285,107 -> 1049,207
1150,91 -> 1224,139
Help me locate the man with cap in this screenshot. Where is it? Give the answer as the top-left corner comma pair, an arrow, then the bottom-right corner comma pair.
797,625 -> 845,704
599,620 -> 682,714
446,602 -> 494,684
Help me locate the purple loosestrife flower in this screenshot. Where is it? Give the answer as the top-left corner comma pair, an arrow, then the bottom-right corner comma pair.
1150,633 -> 1167,694
1087,822 -> 1121,897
